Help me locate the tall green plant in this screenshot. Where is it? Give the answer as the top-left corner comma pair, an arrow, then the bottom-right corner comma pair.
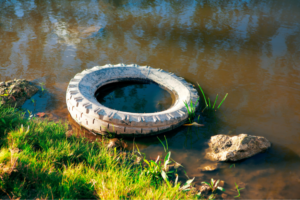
234,182 -> 244,198
201,178 -> 225,193
184,98 -> 199,123
197,83 -> 228,113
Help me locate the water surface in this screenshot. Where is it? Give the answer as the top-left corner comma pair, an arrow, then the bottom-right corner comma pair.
95,81 -> 173,113
1,0 -> 300,198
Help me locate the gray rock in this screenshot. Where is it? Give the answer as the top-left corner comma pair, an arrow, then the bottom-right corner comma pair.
205,133 -> 271,161
0,82 -> 5,87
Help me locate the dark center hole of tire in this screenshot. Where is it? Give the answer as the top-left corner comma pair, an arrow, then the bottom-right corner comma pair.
95,80 -> 174,113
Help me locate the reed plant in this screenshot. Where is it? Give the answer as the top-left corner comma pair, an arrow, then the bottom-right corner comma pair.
183,83 -> 228,123
184,98 -> 199,123
197,83 -> 228,113
0,105 -> 197,199
234,182 -> 244,198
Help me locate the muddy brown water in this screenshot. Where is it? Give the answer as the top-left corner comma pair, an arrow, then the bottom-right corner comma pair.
1,0 -> 300,198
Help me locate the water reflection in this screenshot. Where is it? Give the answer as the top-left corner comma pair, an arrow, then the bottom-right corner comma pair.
95,81 -> 173,113
1,0 -> 300,198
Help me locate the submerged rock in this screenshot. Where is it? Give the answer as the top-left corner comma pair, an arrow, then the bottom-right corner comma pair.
205,133 -> 271,161
198,163 -> 220,172
107,138 -> 127,149
221,193 -> 228,199
199,184 -> 211,195
218,180 -> 225,187
0,79 -> 39,107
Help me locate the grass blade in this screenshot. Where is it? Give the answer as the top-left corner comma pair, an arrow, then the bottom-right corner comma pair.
161,170 -> 171,187
197,83 -> 207,106
212,94 -> 218,109
217,93 -> 228,109
164,151 -> 171,169
164,135 -> 168,151
201,181 -> 210,186
217,186 -> 225,192
157,136 -> 166,152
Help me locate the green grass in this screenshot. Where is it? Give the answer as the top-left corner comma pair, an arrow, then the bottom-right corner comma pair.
234,182 -> 244,198
183,84 -> 228,123
184,98 -> 199,123
0,105 -> 198,199
197,83 -> 228,113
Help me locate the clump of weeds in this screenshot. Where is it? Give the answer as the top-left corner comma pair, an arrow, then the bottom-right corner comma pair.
183,83 -> 228,125
198,83 -> 228,115
234,182 -> 244,198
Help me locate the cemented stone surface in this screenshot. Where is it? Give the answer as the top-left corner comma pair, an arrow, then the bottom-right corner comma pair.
66,64 -> 199,137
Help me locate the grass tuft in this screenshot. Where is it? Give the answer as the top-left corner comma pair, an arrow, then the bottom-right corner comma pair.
184,98 -> 199,123
197,83 -> 228,113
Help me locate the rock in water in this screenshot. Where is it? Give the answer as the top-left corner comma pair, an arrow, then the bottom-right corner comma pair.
107,138 -> 127,149
198,163 -> 220,172
199,184 -> 211,195
0,79 -> 38,107
205,134 -> 271,161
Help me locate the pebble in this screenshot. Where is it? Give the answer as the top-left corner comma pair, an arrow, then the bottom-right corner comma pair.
198,163 -> 220,172
199,184 -> 211,195
219,180 -> 225,187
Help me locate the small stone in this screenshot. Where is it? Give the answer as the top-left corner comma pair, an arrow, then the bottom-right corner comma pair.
221,193 -> 228,199
198,163 -> 220,172
134,156 -> 142,165
199,184 -> 211,195
218,180 -> 225,187
0,82 -> 5,87
205,133 -> 271,161
236,182 -> 246,189
65,130 -> 73,138
107,138 -> 127,149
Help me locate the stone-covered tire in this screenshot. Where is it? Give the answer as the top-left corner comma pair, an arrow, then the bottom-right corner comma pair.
66,64 -> 199,137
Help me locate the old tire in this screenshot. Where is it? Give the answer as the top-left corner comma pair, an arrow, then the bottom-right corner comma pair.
66,64 -> 199,137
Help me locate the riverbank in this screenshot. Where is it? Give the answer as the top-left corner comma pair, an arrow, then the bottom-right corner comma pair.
0,105 -> 198,199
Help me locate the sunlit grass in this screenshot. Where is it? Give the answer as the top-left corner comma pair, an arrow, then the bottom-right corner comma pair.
198,83 -> 228,113
0,105 -> 197,199
184,98 -> 199,123
183,84 -> 228,124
